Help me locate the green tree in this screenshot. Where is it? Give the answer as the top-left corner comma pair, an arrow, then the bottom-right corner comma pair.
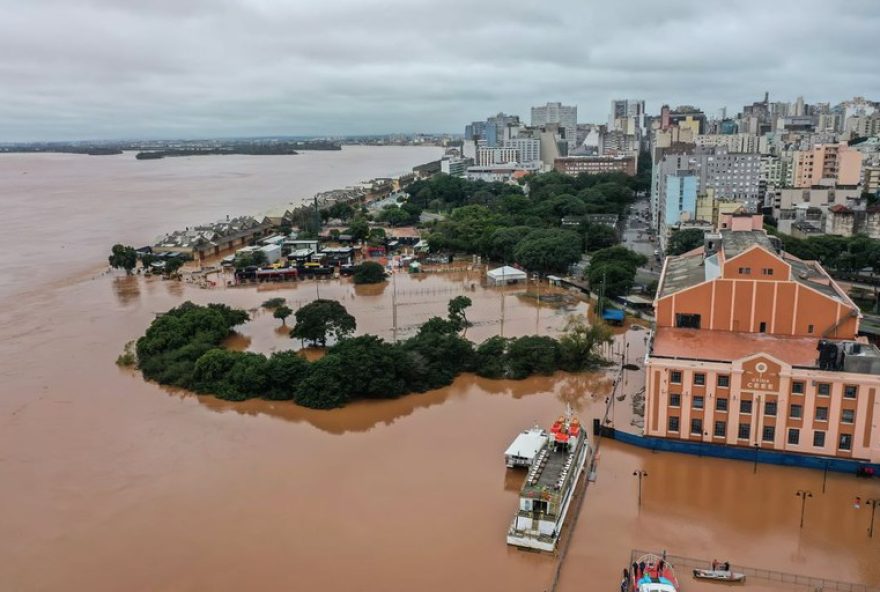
447,296 -> 472,331
264,350 -> 309,400
273,305 -> 293,326
474,336 -> 508,378
558,317 -> 612,371
667,228 -> 705,256
353,261 -> 387,284
346,218 -> 370,242
290,299 -> 356,346
164,257 -> 185,276
581,223 -> 618,252
513,229 -> 583,274
506,335 -> 560,379
377,205 -> 412,227
262,297 -> 286,310
108,244 -> 137,274
486,226 -> 533,262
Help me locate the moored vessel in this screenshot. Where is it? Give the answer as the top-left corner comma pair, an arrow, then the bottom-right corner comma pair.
506,409 -> 589,552
627,553 -> 680,592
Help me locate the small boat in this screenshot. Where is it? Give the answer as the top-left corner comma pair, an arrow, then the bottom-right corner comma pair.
628,553 -> 679,592
693,568 -> 746,583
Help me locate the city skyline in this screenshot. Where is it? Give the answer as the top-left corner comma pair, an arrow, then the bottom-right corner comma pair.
1,0 -> 879,142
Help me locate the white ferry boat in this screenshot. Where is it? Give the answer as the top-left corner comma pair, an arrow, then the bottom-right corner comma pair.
504,426 -> 549,468
506,410 -> 589,552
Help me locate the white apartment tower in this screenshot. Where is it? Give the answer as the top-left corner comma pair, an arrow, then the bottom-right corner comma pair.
531,102 -> 577,151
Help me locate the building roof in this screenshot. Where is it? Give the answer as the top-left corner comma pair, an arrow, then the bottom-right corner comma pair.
829,204 -> 853,214
658,229 -> 851,305
652,327 -> 820,366
487,265 -> 527,279
504,429 -> 549,462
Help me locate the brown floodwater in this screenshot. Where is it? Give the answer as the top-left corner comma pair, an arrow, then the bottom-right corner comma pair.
1,153 -> 878,592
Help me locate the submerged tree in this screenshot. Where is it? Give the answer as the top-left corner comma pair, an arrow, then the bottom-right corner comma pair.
108,244 -> 137,274
274,305 -> 293,326
290,299 -> 356,346
447,295 -> 473,332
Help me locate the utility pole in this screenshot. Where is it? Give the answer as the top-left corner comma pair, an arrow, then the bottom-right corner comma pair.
500,266 -> 506,337
795,489 -> 813,529
633,470 -> 648,507
391,265 -> 398,343
822,460 -> 829,494
865,498 -> 879,538
753,443 -> 760,474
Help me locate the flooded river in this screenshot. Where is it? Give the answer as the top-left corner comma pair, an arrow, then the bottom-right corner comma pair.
1,151 -> 878,591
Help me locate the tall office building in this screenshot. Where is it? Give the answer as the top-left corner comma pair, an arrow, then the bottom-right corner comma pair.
531,102 -> 577,150
609,99 -> 646,135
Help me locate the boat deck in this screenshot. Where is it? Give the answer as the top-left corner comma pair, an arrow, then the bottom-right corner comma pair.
522,438 -> 582,498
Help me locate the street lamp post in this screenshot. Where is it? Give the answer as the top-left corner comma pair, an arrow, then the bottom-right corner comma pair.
822,460 -> 829,494
865,498 -> 879,538
633,470 -> 648,507
753,443 -> 760,474
795,490 -> 813,529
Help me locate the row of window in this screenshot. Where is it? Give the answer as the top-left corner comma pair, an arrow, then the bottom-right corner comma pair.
736,267 -> 775,276
668,396 -> 856,423
667,417 -> 854,450
668,372 -> 859,399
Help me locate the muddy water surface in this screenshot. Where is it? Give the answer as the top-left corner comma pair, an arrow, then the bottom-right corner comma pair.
1,152 -> 878,591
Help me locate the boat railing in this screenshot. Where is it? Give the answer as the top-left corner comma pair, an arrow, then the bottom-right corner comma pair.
630,549 -> 880,592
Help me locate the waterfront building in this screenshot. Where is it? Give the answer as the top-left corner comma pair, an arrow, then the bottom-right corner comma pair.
553,154 -> 636,176
531,102 -> 577,151
477,146 -> 520,166
645,215 -> 880,463
153,216 -> 272,261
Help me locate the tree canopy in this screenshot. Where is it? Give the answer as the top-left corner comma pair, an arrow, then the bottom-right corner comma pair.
290,299 -> 357,346
667,228 -> 705,256
352,261 -> 387,284
588,246 -> 647,298
513,229 -> 583,274
109,244 -> 137,274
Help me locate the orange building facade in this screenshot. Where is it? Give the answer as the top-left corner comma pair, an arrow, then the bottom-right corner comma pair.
645,215 -> 880,463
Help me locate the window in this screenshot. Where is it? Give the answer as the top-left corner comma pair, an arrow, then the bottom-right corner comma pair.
691,418 -> 703,435
714,421 -> 726,437
792,381 -> 805,395
841,409 -> 855,424
675,313 -> 701,329
807,324 -> 814,334
738,267 -> 752,274
839,433 -> 852,451
762,268 -> 774,276
668,416 -> 680,432
789,404 -> 803,419
717,375 -> 730,388
716,398 -> 728,412
738,423 -> 750,440
815,406 -> 829,421
813,430 -> 826,447
844,385 -> 858,399
759,321 -> 767,333
693,373 -> 706,386
764,401 -> 777,416
670,371 -> 682,384
693,396 -> 704,410
788,428 -> 800,445
762,426 -> 775,442
740,400 -> 753,414
669,394 -> 681,407
817,383 -> 831,396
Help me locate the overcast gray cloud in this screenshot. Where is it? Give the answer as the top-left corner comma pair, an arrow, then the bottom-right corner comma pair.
0,0 -> 878,141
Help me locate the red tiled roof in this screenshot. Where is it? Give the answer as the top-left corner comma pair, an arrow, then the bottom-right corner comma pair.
829,204 -> 852,214
652,327 -> 820,367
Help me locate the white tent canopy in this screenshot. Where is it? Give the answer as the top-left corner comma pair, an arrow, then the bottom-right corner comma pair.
487,265 -> 527,285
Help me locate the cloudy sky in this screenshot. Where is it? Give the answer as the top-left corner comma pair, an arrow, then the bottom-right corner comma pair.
1,0 -> 878,142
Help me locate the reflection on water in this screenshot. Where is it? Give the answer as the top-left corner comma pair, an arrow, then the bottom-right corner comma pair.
111,275 -> 140,306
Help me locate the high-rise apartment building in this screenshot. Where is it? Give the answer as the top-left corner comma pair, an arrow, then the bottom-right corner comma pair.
502,138 -> 541,165
531,102 -> 577,150
792,142 -> 862,188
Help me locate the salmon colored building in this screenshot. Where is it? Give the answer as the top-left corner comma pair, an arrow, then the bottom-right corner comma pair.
645,213 -> 880,463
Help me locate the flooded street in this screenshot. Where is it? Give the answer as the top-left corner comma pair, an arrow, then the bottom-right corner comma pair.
1,153 -> 878,591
